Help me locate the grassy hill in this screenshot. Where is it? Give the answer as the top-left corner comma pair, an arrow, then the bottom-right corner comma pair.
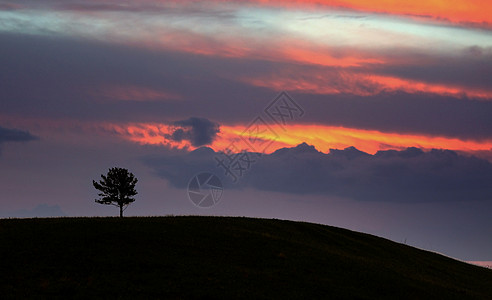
0,216 -> 491,299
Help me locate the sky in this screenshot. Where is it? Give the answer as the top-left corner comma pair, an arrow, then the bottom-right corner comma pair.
1,0 -> 492,262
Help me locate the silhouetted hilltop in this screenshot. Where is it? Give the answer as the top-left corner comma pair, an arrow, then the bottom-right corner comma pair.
0,216 -> 491,298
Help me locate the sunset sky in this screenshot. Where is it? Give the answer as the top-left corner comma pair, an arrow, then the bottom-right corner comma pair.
1,0 -> 492,261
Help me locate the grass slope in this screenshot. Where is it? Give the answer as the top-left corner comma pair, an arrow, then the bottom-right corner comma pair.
0,216 -> 491,299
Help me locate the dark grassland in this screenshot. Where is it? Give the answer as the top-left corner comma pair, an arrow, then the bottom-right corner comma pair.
0,216 -> 491,299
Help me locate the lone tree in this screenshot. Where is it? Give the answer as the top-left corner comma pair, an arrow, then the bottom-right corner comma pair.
93,167 -> 138,217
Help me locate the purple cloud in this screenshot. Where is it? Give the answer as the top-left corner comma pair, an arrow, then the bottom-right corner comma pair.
143,143 -> 492,202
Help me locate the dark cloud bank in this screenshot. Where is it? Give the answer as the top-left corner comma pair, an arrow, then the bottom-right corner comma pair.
143,143 -> 492,202
0,126 -> 37,143
166,117 -> 220,147
0,126 -> 38,154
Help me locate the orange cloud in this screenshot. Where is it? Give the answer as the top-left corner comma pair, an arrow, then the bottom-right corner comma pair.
327,0 -> 492,27
109,123 -> 179,147
217,124 -> 492,154
110,122 -> 492,155
241,70 -> 492,100
367,75 -> 492,100
280,46 -> 385,68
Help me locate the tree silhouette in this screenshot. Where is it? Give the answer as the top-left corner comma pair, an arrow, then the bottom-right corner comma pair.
93,167 -> 138,217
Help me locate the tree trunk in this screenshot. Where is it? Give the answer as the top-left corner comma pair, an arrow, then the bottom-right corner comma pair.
119,205 -> 123,218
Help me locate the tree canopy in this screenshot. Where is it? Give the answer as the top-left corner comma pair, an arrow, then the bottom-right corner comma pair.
93,167 -> 138,217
